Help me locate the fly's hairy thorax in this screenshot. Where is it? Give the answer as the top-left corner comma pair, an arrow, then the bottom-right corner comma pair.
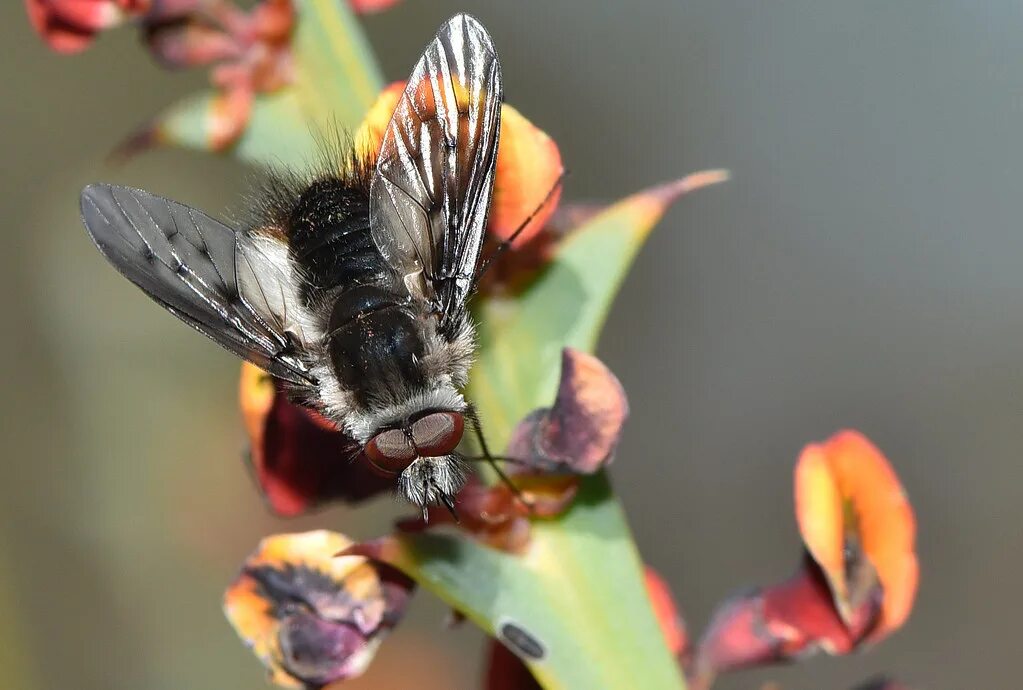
280,176 -> 434,409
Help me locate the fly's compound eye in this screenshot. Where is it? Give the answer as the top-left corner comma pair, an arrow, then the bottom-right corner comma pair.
409,411 -> 464,457
365,429 -> 416,474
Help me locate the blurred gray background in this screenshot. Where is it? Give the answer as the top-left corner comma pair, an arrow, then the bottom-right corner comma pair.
3,1 -> 1019,688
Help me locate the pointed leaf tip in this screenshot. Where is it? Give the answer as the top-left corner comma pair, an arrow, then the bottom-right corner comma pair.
652,169 -> 731,203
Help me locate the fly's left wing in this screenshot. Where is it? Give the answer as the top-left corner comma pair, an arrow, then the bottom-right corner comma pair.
81,184 -> 317,386
369,13 -> 502,333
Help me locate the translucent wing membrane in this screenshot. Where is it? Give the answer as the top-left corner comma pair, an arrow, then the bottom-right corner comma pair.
370,13 -> 502,326
80,184 -> 316,385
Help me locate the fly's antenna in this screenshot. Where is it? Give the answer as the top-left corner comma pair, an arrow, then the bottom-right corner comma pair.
464,403 -> 534,512
476,170 -> 567,279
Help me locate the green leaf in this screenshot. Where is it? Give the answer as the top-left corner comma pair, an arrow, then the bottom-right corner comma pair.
378,172 -> 728,690
469,171 -> 730,448
366,473 -> 685,690
146,0 -> 384,166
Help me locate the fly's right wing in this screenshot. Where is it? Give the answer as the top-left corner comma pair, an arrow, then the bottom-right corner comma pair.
81,184 -> 317,386
369,13 -> 502,332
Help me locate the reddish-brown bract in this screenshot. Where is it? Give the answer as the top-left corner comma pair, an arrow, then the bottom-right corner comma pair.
507,348 -> 629,474
239,362 -> 392,516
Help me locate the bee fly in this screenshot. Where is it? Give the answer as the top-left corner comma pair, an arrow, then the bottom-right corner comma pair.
80,14 -> 542,515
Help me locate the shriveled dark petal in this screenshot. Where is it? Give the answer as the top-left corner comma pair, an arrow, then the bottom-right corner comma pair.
507,349 -> 628,474
239,364 -> 392,516
278,612 -> 368,686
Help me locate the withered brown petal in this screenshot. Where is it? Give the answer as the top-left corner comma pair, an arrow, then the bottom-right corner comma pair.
507,348 -> 628,474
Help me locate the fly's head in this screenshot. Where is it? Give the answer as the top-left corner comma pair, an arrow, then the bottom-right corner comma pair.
364,410 -> 467,510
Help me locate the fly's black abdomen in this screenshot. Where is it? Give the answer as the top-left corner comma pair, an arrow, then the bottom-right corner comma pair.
286,177 -> 388,304
326,290 -> 427,407
284,176 -> 432,408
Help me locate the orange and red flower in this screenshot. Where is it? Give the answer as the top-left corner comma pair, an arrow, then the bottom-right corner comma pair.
691,430 -> 918,687
224,530 -> 414,688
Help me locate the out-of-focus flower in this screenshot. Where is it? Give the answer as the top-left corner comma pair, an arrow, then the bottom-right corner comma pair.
691,431 -> 918,688
401,348 -> 626,552
484,566 -> 687,689
348,0 -> 402,13
239,362 -> 392,516
24,0 -> 150,53
141,0 -> 296,150
224,530 -> 413,688
24,0 -> 296,152
356,81 -> 564,253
